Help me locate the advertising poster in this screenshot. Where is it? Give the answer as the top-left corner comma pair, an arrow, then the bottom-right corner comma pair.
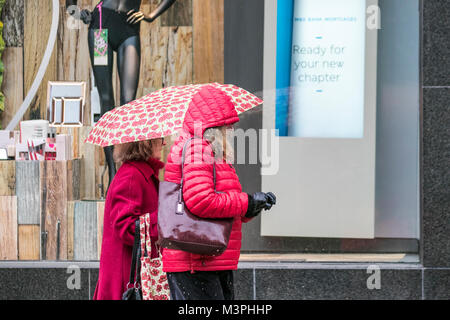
288,0 -> 366,138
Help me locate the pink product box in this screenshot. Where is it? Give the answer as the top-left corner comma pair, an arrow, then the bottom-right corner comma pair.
15,139 -> 58,161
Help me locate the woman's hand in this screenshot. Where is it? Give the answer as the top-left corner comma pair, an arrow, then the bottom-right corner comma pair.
127,9 -> 152,24
79,9 -> 92,25
264,192 -> 277,210
244,192 -> 277,219
67,5 -> 92,25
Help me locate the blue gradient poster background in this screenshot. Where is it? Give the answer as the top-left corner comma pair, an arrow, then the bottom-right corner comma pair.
277,0 -> 366,138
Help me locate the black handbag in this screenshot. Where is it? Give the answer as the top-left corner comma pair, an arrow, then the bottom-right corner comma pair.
158,137 -> 234,256
122,220 -> 143,300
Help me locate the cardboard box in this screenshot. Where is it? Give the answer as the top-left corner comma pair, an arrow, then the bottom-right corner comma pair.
0,130 -> 14,149
15,139 -> 46,161
20,120 -> 49,144
56,135 -> 72,161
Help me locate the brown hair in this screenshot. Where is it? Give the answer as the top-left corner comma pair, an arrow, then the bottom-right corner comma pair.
113,140 -> 154,166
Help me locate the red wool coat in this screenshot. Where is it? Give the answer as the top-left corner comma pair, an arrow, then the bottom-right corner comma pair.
93,157 -> 164,300
162,85 -> 251,273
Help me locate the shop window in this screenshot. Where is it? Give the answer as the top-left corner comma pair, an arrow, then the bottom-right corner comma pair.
238,0 -> 420,256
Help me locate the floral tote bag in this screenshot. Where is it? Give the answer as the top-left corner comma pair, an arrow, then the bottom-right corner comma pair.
139,213 -> 171,300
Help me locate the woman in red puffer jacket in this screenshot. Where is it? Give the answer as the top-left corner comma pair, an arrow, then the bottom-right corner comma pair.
162,85 -> 276,300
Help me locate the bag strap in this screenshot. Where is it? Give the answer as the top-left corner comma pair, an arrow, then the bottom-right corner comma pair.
146,214 -> 159,257
140,213 -> 163,258
177,137 -> 217,213
139,215 -> 146,257
127,219 -> 141,289
179,137 -> 195,191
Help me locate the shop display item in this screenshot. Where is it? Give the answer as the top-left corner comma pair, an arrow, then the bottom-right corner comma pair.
47,81 -> 86,127
19,120 -> 49,144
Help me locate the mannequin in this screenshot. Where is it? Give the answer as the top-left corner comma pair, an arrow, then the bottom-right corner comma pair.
66,0 -> 176,190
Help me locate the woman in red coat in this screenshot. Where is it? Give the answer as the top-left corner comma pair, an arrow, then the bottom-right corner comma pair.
162,85 -> 276,300
93,138 -> 166,300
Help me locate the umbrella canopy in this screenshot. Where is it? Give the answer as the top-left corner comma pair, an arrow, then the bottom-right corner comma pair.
85,83 -> 263,147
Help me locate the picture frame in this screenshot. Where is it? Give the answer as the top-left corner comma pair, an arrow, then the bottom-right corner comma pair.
47,81 -> 86,127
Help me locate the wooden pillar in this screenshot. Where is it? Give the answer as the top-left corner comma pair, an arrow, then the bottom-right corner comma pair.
18,225 -> 40,260
138,1 -> 169,95
1,48 -> 24,130
0,196 -> 18,260
164,26 -> 193,87
40,161 -> 68,260
16,161 -> 41,225
1,0 -> 24,47
0,161 -> 15,196
67,201 -> 75,260
97,201 -> 105,259
73,201 -> 97,261
15,153 -> 39,264
79,127 -> 97,200
23,0 -> 58,121
67,159 -> 81,201
193,0 -> 224,84
161,0 -> 193,27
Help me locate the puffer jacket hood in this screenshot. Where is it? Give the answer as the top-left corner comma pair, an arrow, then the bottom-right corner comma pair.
182,85 -> 240,136
162,85 -> 251,273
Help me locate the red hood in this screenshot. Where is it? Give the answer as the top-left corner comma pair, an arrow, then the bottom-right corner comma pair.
182,85 -> 240,136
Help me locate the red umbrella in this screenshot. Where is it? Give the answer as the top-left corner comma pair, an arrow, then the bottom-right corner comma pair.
85,83 -> 263,147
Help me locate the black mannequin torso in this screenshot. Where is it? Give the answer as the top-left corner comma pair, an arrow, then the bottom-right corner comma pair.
66,0 -> 176,23
66,0 -> 141,11
99,0 -> 141,12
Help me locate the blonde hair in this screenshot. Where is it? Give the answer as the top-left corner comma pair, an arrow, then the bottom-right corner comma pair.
113,140 -> 154,166
203,126 -> 234,163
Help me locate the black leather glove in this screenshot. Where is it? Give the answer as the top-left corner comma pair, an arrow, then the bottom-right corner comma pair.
264,192 -> 277,210
245,192 -> 273,219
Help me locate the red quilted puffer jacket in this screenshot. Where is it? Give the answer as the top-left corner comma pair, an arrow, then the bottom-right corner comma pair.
162,85 -> 251,273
